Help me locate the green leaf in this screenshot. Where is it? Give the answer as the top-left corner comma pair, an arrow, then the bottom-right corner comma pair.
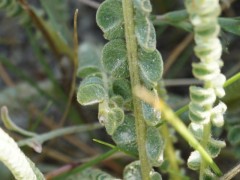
110,95 -> 124,108
135,13 -> 156,52
77,43 -> 102,78
123,161 -> 161,180
190,86 -> 216,107
150,172 -> 162,180
138,49 -> 163,87
206,139 -> 225,158
102,39 -> 129,78
163,10 -> 188,22
219,17 -> 240,36
188,123 -> 203,140
112,79 -> 132,100
77,77 -> 107,105
228,125 -> 240,146
123,161 -> 142,180
133,0 -> 152,13
99,101 -> 124,135
189,102 -> 210,124
142,101 -> 161,126
202,169 -> 217,180
146,127 -> 164,167
65,168 -> 115,180
112,115 -> 138,155
187,151 -> 201,171
96,0 -> 124,40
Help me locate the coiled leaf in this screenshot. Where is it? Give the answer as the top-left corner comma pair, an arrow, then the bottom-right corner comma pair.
187,151 -> 201,170
96,0 -> 124,40
189,102 -> 210,124
102,39 -> 129,78
188,123 -> 203,140
190,86 -> 216,107
77,76 -> 107,105
207,139 -> 226,158
211,101 -> 227,127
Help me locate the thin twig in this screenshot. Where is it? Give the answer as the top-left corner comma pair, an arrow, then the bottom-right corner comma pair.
164,78 -> 202,86
18,123 -> 102,147
164,34 -> 193,76
78,0 -> 100,9
42,147 -> 73,163
58,9 -> 79,126
0,63 -> 15,87
29,106 -> 97,155
220,163 -> 240,180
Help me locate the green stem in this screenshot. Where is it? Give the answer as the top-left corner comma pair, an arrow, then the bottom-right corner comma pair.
122,0 -> 151,179
18,123 -> 102,147
160,124 -> 181,180
199,123 -> 211,179
53,148 -> 118,180
134,87 -> 222,176
199,81 -> 214,178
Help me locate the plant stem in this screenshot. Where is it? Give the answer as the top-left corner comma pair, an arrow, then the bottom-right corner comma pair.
122,0 -> 151,179
160,124 -> 181,180
199,123 -> 211,179
18,123 -> 102,147
53,148 -> 118,180
134,86 -> 222,176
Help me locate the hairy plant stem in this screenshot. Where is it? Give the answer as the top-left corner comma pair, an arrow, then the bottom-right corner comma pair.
200,110 -> 212,178
199,123 -> 211,179
122,0 -> 151,179
199,83 -> 214,179
135,86 -> 222,176
160,124 -> 180,180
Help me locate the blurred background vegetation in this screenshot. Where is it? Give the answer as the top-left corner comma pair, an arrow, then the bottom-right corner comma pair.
0,0 -> 240,179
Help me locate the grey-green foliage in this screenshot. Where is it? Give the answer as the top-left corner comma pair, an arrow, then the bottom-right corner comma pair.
96,0 -> 164,158
123,161 -> 162,180
146,127 -> 164,167
66,168 -> 116,180
102,39 -> 129,78
77,0 -> 164,177
77,76 -> 107,105
98,100 -> 124,135
96,0 -> 124,40
0,0 -> 31,24
77,43 -> 102,78
184,0 -> 227,175
112,115 -> 138,154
